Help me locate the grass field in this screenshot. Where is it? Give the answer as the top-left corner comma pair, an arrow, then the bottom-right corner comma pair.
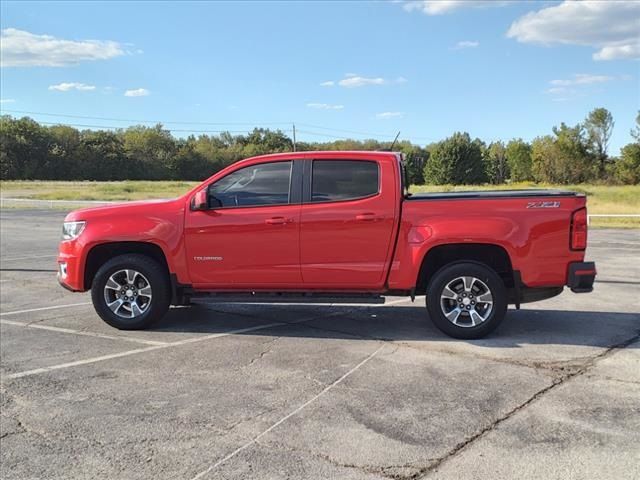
1,180 -> 639,228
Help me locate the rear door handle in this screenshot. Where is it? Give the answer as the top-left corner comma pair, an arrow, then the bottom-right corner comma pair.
355,213 -> 379,222
265,217 -> 289,225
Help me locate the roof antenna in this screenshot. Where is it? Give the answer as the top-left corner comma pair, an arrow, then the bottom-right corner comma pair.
389,131 -> 401,151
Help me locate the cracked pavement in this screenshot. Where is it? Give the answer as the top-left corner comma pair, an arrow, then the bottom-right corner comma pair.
1,209 -> 639,479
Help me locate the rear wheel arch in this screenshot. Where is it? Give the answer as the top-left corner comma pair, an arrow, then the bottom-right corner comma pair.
415,243 -> 514,295
84,241 -> 170,290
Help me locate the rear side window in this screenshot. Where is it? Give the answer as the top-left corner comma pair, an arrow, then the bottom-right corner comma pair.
311,160 -> 379,202
208,161 -> 292,207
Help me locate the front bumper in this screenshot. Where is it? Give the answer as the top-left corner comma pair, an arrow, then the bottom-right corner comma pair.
567,261 -> 596,293
57,245 -> 85,291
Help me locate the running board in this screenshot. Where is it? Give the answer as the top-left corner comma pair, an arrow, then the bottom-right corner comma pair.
192,292 -> 386,305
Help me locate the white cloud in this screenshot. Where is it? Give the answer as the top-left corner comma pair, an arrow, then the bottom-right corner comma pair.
339,75 -> 385,87
403,1 -> 509,15
549,74 -> 614,87
507,1 -> 640,61
453,40 -> 479,49
306,103 -> 344,110
546,86 -> 572,95
320,74 -> 406,88
545,73 -> 620,100
48,82 -> 96,92
594,44 -> 640,61
376,112 -> 404,119
0,98 -> 16,104
124,88 -> 150,97
0,28 -> 125,67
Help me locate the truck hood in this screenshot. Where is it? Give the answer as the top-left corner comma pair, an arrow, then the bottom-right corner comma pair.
64,198 -> 183,222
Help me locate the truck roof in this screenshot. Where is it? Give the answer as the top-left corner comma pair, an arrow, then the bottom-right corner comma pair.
245,151 -> 400,161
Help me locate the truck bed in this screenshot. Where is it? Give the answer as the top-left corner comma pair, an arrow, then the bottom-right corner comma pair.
407,189 -> 583,201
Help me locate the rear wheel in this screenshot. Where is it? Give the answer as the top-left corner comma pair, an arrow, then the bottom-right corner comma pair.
426,262 -> 507,339
91,254 -> 170,330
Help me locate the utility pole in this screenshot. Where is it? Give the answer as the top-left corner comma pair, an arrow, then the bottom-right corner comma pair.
292,123 -> 297,152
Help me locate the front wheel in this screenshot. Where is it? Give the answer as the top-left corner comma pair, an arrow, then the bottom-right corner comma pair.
91,254 -> 171,330
426,262 -> 507,339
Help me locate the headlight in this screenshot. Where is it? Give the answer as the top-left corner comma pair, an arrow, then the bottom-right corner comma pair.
62,221 -> 86,240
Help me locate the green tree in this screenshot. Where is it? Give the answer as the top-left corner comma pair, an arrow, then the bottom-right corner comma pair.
532,123 -> 592,184
631,111 -> 640,143
47,125 -> 82,179
484,141 -> 509,184
615,142 -> 640,184
0,116 -> 52,179
168,142 -> 215,180
122,124 -> 176,179
424,132 -> 487,184
505,139 -> 533,182
79,130 -> 129,180
584,108 -> 614,177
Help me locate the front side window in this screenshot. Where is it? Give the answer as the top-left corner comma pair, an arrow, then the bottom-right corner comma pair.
311,160 -> 379,202
209,161 -> 292,207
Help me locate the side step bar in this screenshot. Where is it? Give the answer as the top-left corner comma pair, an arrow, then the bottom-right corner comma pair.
192,292 -> 386,305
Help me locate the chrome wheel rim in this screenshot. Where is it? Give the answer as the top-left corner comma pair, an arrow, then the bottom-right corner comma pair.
440,276 -> 493,328
103,269 -> 152,319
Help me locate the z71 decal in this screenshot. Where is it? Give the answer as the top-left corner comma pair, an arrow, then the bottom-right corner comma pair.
527,201 -> 560,209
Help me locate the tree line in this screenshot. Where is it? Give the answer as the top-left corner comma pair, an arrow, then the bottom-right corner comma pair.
1,108 -> 638,185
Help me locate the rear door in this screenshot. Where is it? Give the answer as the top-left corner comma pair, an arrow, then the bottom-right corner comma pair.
299,157 -> 398,287
184,159 -> 303,287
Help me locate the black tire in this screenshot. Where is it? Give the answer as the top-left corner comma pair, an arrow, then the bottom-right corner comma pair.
91,254 -> 171,330
426,262 -> 507,339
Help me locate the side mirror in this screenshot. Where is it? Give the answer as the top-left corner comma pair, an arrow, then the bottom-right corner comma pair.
191,188 -> 209,211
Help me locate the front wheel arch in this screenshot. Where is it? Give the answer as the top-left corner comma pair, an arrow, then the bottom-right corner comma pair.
84,241 -> 170,290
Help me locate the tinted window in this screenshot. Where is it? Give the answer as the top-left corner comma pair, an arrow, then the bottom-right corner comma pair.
209,161 -> 292,207
311,160 -> 379,202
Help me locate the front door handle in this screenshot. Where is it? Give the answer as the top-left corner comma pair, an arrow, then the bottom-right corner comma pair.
265,217 -> 289,225
355,213 -> 379,222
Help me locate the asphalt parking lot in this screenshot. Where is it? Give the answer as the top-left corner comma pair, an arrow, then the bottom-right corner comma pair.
1,209 -> 639,480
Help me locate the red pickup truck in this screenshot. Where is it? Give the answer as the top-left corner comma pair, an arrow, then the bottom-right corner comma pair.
58,151 -> 595,339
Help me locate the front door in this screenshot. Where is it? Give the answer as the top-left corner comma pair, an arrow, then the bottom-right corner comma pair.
185,160 -> 302,288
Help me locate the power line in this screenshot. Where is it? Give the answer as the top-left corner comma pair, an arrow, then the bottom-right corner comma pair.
295,129 -> 362,140
2,109 -> 437,144
296,122 -> 398,138
35,120 -> 272,134
1,108 -> 437,142
0,109 -> 291,126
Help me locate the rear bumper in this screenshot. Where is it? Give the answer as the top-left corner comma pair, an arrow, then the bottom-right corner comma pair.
567,261 -> 596,293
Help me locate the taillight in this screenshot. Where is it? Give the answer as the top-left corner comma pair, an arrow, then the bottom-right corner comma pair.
571,208 -> 587,250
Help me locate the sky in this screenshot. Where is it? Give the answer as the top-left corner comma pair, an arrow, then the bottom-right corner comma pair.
1,0 -> 639,155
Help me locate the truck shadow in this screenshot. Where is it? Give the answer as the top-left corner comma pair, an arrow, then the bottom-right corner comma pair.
152,303 -> 640,348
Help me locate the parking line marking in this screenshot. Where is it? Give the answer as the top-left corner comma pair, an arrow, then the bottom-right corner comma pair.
1,305 -> 391,381
1,254 -> 57,261
190,343 -> 385,479
2,321 -> 287,380
0,302 -> 92,317
0,319 -> 168,346
3,346 -> 164,380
